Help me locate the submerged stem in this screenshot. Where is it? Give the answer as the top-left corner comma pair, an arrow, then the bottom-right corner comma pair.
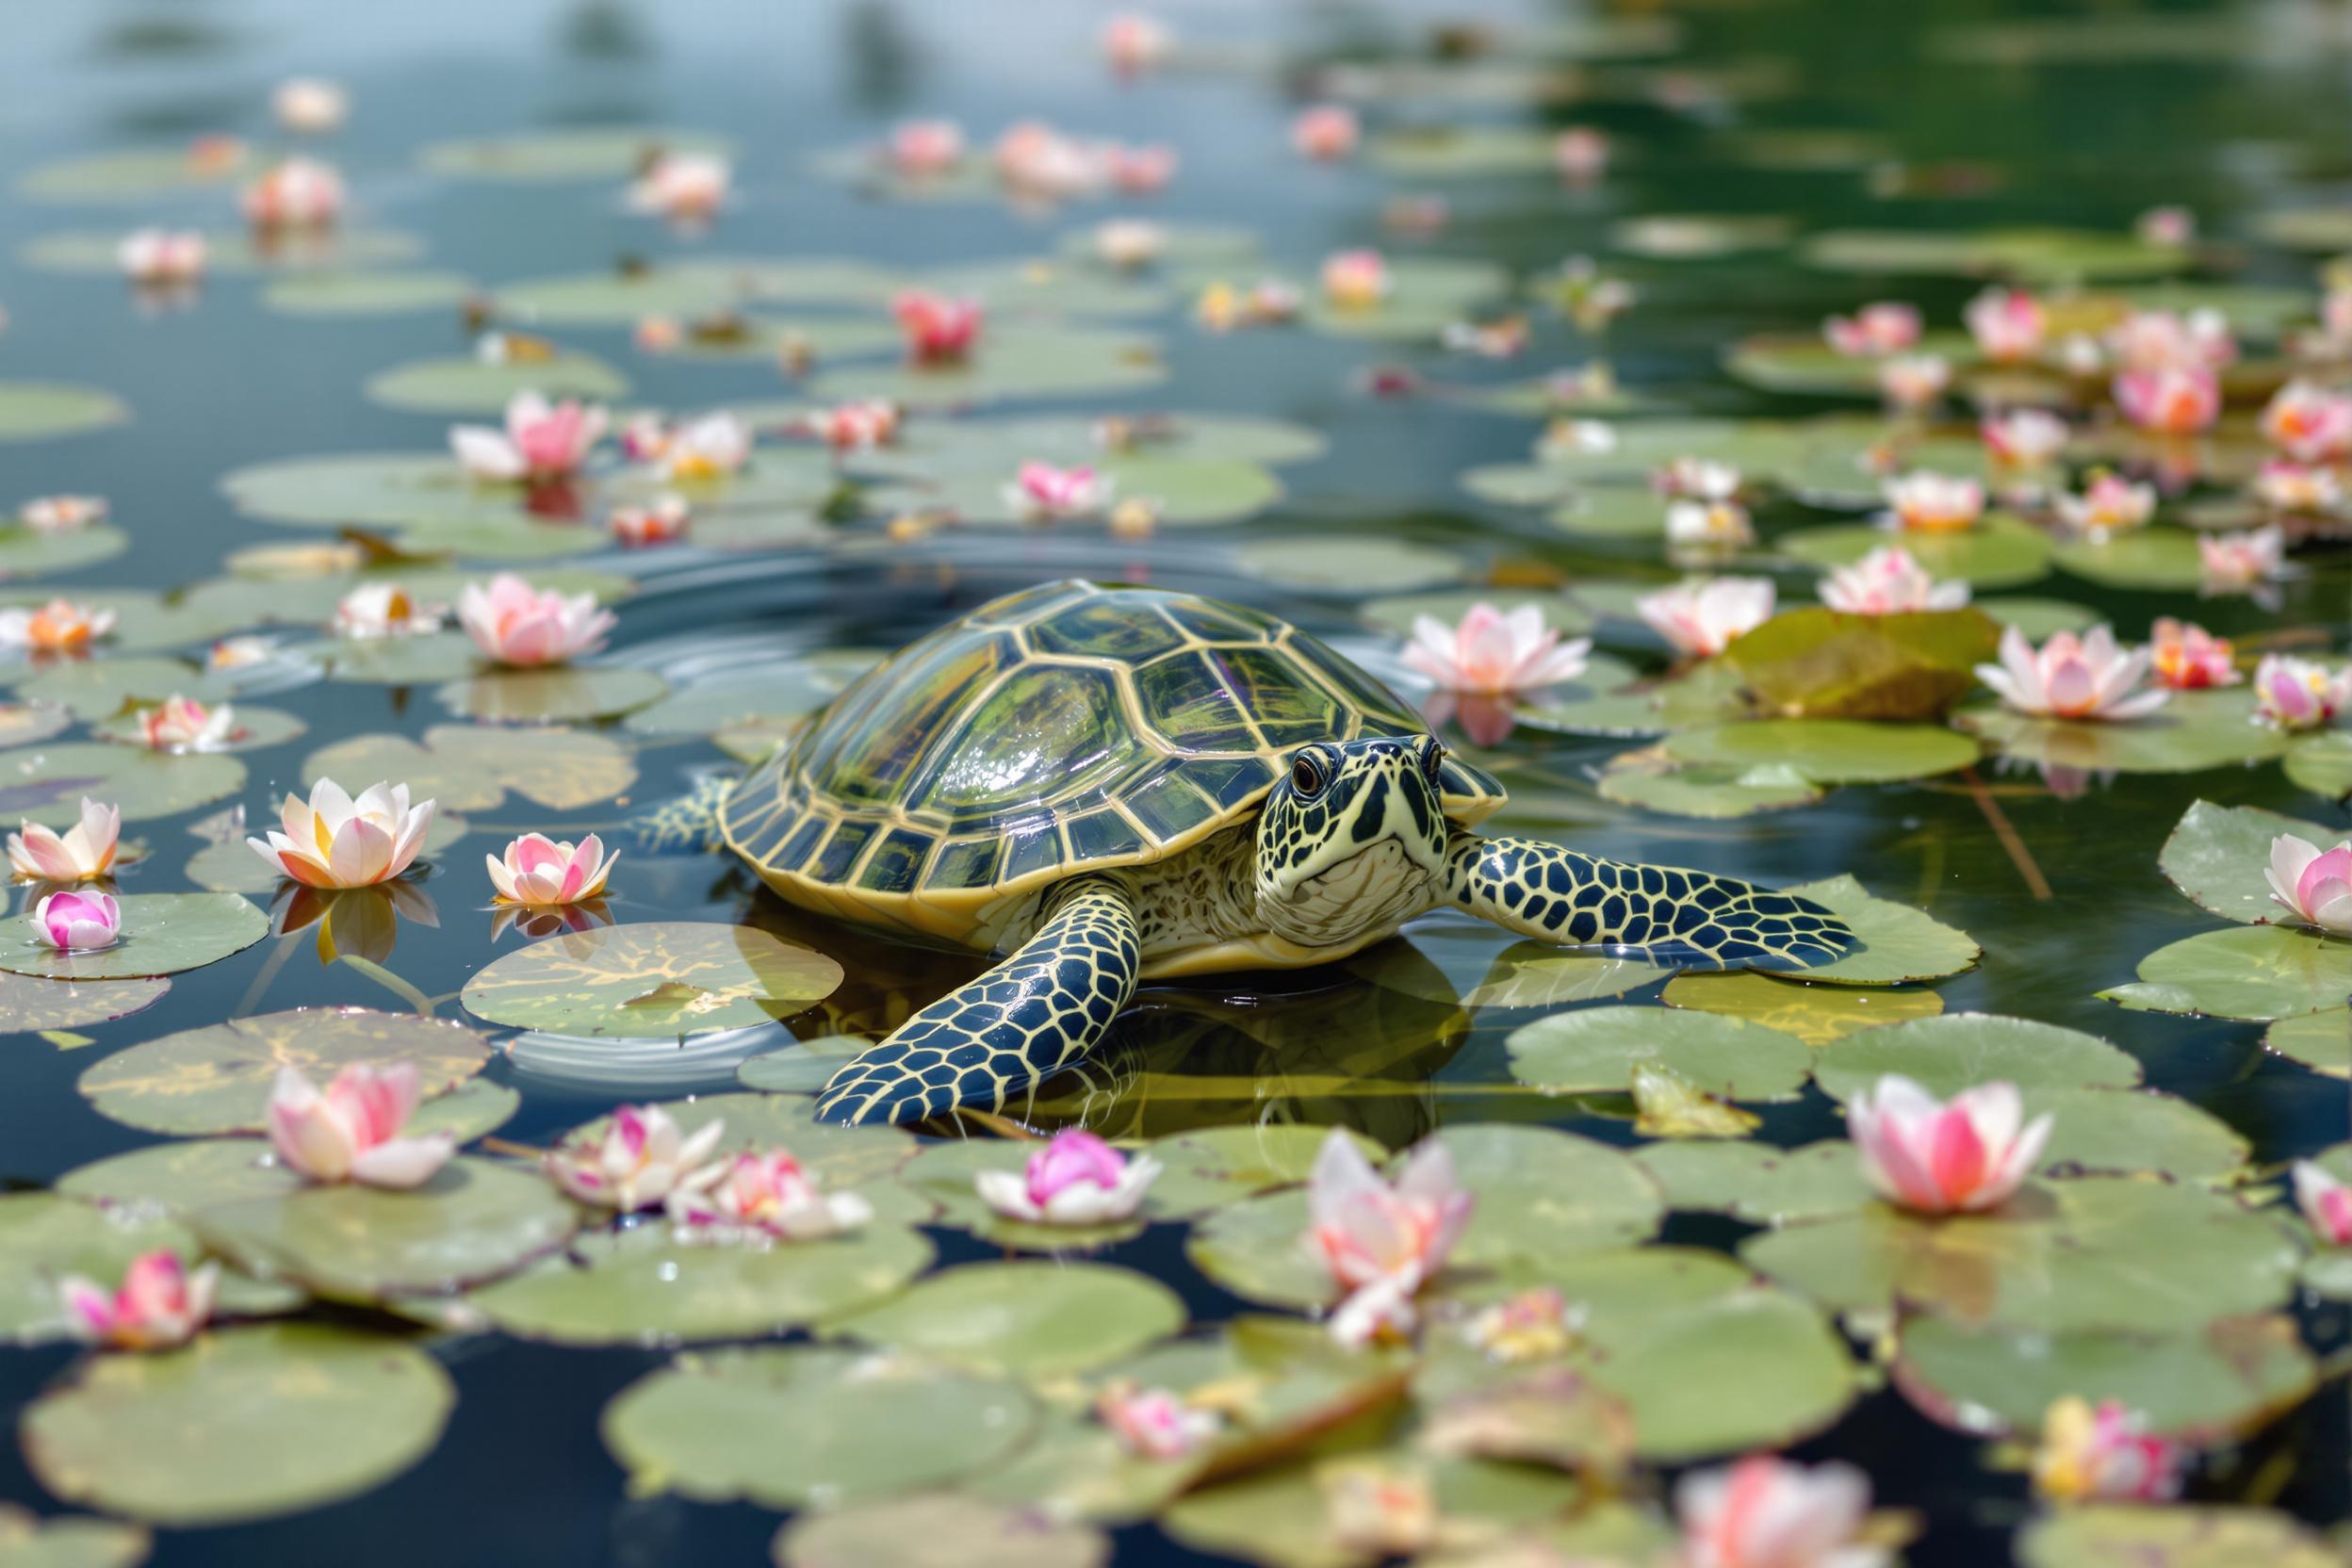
1960,767 -> 2052,902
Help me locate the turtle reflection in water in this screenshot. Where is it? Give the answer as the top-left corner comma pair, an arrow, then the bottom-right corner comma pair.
652,580 -> 1857,1126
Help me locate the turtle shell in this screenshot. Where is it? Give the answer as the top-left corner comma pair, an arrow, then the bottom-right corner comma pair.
721,579 -> 1503,941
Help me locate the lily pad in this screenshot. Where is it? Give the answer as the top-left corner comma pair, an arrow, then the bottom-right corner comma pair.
19,146 -> 255,202
58,1137 -> 300,1213
828,1261 -> 1185,1380
1662,720 -> 1978,786
892,1141 -> 1145,1251
22,230 -> 423,277
1803,227 -> 2188,284
0,893 -> 265,980
808,327 -> 1167,410
1635,1140 -> 1876,1224
2159,799 -> 2341,923
2050,529 -> 2208,591
2265,1009 -> 2347,1078
2016,1505 -> 2344,1568
0,384 -> 129,443
0,741 -> 243,826
2103,923 -> 2352,1021
776,1495 -> 1109,1568
433,664 -> 668,724
363,351 -> 629,416
1813,1013 -> 2138,1101
75,1007 -> 490,1135
0,1193 -> 217,1344
1781,514 -> 2055,591
418,128 -> 736,181
261,270 -> 476,318
602,1345 -> 1034,1507
1726,331 -> 1976,396
0,972 -> 169,1034
1234,538 -> 1464,595
0,525 -> 130,579
1507,1004 -> 1811,1100
21,1323 -> 453,1526
1958,689 -> 2285,776
1729,607 -> 2001,722
1142,1125 -> 1387,1221
461,922 -> 842,1038
1592,748 -> 1827,819
1301,259 -> 1511,341
0,1505 -> 148,1568
1778,874 -> 1982,987
302,724 -> 634,810
1660,970 -> 1945,1043
2283,731 -> 2352,801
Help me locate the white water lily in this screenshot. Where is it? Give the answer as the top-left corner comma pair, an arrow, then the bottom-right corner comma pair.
247,778 -> 435,889
545,1104 -> 725,1213
7,798 -> 120,882
1818,547 -> 1969,614
1975,625 -> 2168,722
1637,577 -> 1775,659
2264,833 -> 2352,935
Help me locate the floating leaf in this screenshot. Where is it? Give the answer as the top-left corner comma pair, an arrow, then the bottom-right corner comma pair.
88,706 -> 302,753
1350,926 -> 1664,1010
2265,1009 -> 2347,1078
0,1194 -> 218,1344
2017,1505 -> 2343,1568
22,1324 -> 452,1526
776,1495 -> 1109,1568
0,893 -> 265,981
261,270 -> 475,317
1958,689 -> 2285,776
1161,1455 -> 1577,1568
1507,1004 -> 1810,1100
1142,1125 -> 1387,1220
58,1138 -> 297,1213
2158,799 -> 2338,923
23,230 -> 423,277
0,972 -> 168,1035
892,1141 -> 1144,1251
828,1261 -> 1185,1380
1781,514 -> 2055,590
1728,607 -> 2001,721
75,1007 -> 489,1135
0,524 -> 130,580
1636,1140 -> 1875,1224
2283,730 -> 2352,801
0,384 -> 128,443
20,146 -> 255,202
1812,1013 -> 2138,1101
1356,590 -> 1596,640
302,724 -> 635,811
1725,332 -> 1976,395
1777,874 -> 1982,987
2050,528 -> 2208,590
1660,970 -> 1945,1043
1662,720 -> 1978,786
461,923 -> 841,1038
2103,924 -> 2352,1021
1593,747 -> 1826,819
0,1505 -> 148,1567
1301,259 -> 1511,341
1234,538 -> 1464,595
1631,1063 -> 1762,1138
808,327 -> 1166,409
1614,214 -> 1794,260
363,352 -> 629,416
1803,227 -> 2188,283
418,128 -> 735,181
433,664 -> 668,725
0,741 -> 243,826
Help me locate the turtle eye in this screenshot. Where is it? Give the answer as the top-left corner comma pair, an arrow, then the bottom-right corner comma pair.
1291,753 -> 1325,797
1420,739 -> 1447,785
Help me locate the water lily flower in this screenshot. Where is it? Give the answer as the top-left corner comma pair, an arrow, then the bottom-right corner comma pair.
668,1150 -> 873,1241
188,135 -> 247,175
58,1250 -> 216,1352
1823,302 -> 1920,358
627,153 -> 730,221
1555,255 -> 1635,331
1965,287 -> 2046,364
272,76 -> 348,134
0,599 -> 115,655
660,412 -> 752,482
30,889 -> 120,952
992,121 -> 1105,201
1638,577 -> 1776,658
1675,1454 -> 1885,1568
1655,458 -> 1740,500
2032,1396 -> 2187,1504
973,1129 -> 1162,1226
1095,220 -> 1167,271
334,582 -> 443,640
18,496 -> 106,533
1101,12 -> 1173,74
458,574 -> 615,667
1463,1285 -> 1580,1363
545,1103 -> 725,1212
808,400 -> 898,453
1309,1130 -> 1473,1295
8,799 -> 120,883
2198,524 -> 2286,591
1322,1462 -> 1438,1557
1329,1271 -> 1421,1349
117,229 -> 206,287
449,392 -> 607,482
2147,618 -> 2238,689
248,779 -> 435,890
139,694 -> 236,751
2109,307 -> 2233,373
2254,460 -> 2342,514
2137,204 -> 2196,246
1104,143 -> 1177,194
486,833 -> 618,908
1982,409 -> 2068,467
2114,366 -> 2220,434
1321,249 -> 1390,310
610,496 -> 689,547
1883,471 -> 1984,533
888,119 -> 965,178
1849,1075 -> 2052,1215
1877,353 -> 1949,412
1819,546 -> 1970,614
268,1061 -> 453,1188
2053,474 -> 2155,537
1977,625 -> 2168,721
2253,656 -> 2352,731
2262,380 -> 2352,463
1292,105 -> 1360,162
893,290 -> 981,364
207,635 -> 282,671
1403,602 -> 1592,697
1553,126 -> 1609,181
1109,498 -> 1160,539
1005,462 -> 1111,522
1667,498 -> 1756,552
2292,1161 -> 2352,1245
240,156 -> 343,228
1096,1384 -> 1220,1461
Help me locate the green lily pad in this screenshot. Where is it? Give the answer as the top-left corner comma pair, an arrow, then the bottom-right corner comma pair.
1726,331 -> 1977,396
776,1494 -> 1109,1568
220,452 -> 536,529
1592,748 -> 1828,819
461,922 -> 841,1038
363,351 -> 629,416
23,230 -> 423,277
1161,1456 -> 1578,1568
0,972 -> 169,1034
0,525 -> 130,579
2103,923 -> 2352,1021
1958,689 -> 2285,776
1301,259 -> 1511,341
1506,1004 -> 1811,1099
1803,227 -> 2188,284
75,1007 -> 489,1135
2283,730 -> 2352,801
602,1345 -> 1035,1507
1368,125 -> 1563,177
418,128 -> 735,181
0,384 -> 129,444
1663,720 -> 1978,786
1234,538 -> 1465,595
891,1141 -> 1143,1251
87,705 -> 302,754
2265,1009 -> 2347,1078
1813,1013 -> 2138,1101
2051,529 -> 2208,591
492,264 -> 745,325
1730,607 -> 2001,722
624,651 -> 878,737
2160,800 -> 2341,923
467,1221 -> 934,1347
1615,214 -> 1795,260
1781,514 -> 2055,591
1660,970 -> 1946,1042
19,145 -> 255,202
735,1034 -> 871,1095
433,664 -> 667,724
1141,1125 -> 1387,1221
302,724 -> 635,811
1976,596 -> 2102,640
1776,874 -> 1982,987
1636,1140 -> 1876,1224
0,892 -> 265,980
58,1137 -> 299,1212
23,1323 -> 452,1527
828,1262 -> 1185,1380
261,270 -> 476,318
2032,1087 -> 2248,1180
0,1505 -> 149,1567
0,740 -> 244,826
1350,926 -> 1665,1010
2017,1505 -> 2344,1568
808,327 -> 1166,410
193,1157 -> 579,1301
0,1193 -> 215,1344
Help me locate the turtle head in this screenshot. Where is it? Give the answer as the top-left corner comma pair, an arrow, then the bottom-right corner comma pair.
1254,735 -> 1451,947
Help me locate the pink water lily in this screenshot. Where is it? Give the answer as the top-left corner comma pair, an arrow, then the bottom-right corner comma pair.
8,798 -> 119,883
2108,307 -> 2233,372
2262,380 -> 2352,463
269,1061 -> 453,1188
450,392 -> 607,482
889,119 -> 965,178
1965,287 -> 2046,364
2137,204 -> 2196,246
1095,220 -> 1166,270
1404,603 -> 1592,696
458,574 -> 615,667
1005,462 -> 1110,521
2148,619 -> 2238,690
2253,655 -> 2352,731
2265,833 -> 2352,934
1639,577 -> 1775,659
272,76 -> 348,135
2253,460 -> 2341,514
139,694 -> 236,751
1321,249 -> 1390,309
668,1150 -> 873,1241
1977,625 -> 2167,721
118,228 -> 206,286
334,582 -> 444,640
1654,458 -> 1740,499
662,412 -> 752,481
1676,1454 -> 1885,1568
1309,1131 -> 1473,1297
627,153 -> 730,221
1554,126 -> 1609,181
2114,365 -> 2219,434
1981,409 -> 2067,467
31,890 -> 121,952
0,599 -> 116,654
1883,471 -> 1984,533
993,122 -> 1104,201
973,1129 -> 1161,1226
2053,474 -> 2154,537
20,496 -> 106,534
1818,546 -> 1969,614
808,400 -> 898,452
2032,1396 -> 2187,1504
546,1103 -> 725,1212
894,290 -> 981,364
248,778 -> 435,890
1878,353 -> 1949,412
486,833 -> 618,908
1102,12 -> 1173,74
609,496 -> 688,547
1106,143 -> 1177,194
2198,525 -> 2286,591
1292,105 -> 1360,162
1850,1075 -> 2051,1216
241,156 -> 343,227
59,1250 -> 216,1352
2293,1161 -> 2352,1246
1464,1285 -> 1579,1363
1823,302 -> 1919,358
1097,1384 -> 1220,1461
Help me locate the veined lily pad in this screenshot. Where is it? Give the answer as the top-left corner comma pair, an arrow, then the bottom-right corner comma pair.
1781,514 -> 2054,590
2016,1504 -> 2344,1568
776,1495 -> 1109,1568
75,1007 -> 489,1135
1507,1004 -> 1810,1100
0,741 -> 244,826
1957,689 -> 2286,776
0,384 -> 128,443
261,270 -> 475,317
2103,923 -> 2352,1021
1813,1013 -> 2138,1101
2283,730 -> 2352,801
363,351 -> 629,415
22,1324 -> 453,1526
0,893 -> 264,980
1234,538 -> 1464,595
1778,874 -> 1982,987
432,664 -> 667,725
461,922 -> 842,1038
1660,970 -> 1945,1042
2050,528 -> 2207,590
2265,1009 -> 2347,1078
0,972 -> 169,1034
58,1137 -> 299,1213
2159,799 -> 2339,923
1662,721 -> 1979,785
418,127 -> 735,181
1636,1140 -> 1875,1224
1141,1125 -> 1387,1220
1592,748 -> 1827,819
602,1345 -> 1034,1508
302,724 -> 634,810
1728,607 -> 2001,722
828,1261 -> 1185,1379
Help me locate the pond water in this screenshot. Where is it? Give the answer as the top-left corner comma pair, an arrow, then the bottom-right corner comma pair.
0,0 -> 2345,1564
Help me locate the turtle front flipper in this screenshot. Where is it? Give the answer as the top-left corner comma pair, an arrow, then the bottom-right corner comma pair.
1445,833 -> 1856,970
814,874 -> 1142,1126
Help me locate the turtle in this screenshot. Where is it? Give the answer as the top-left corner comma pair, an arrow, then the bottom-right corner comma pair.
685,579 -> 1855,1126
